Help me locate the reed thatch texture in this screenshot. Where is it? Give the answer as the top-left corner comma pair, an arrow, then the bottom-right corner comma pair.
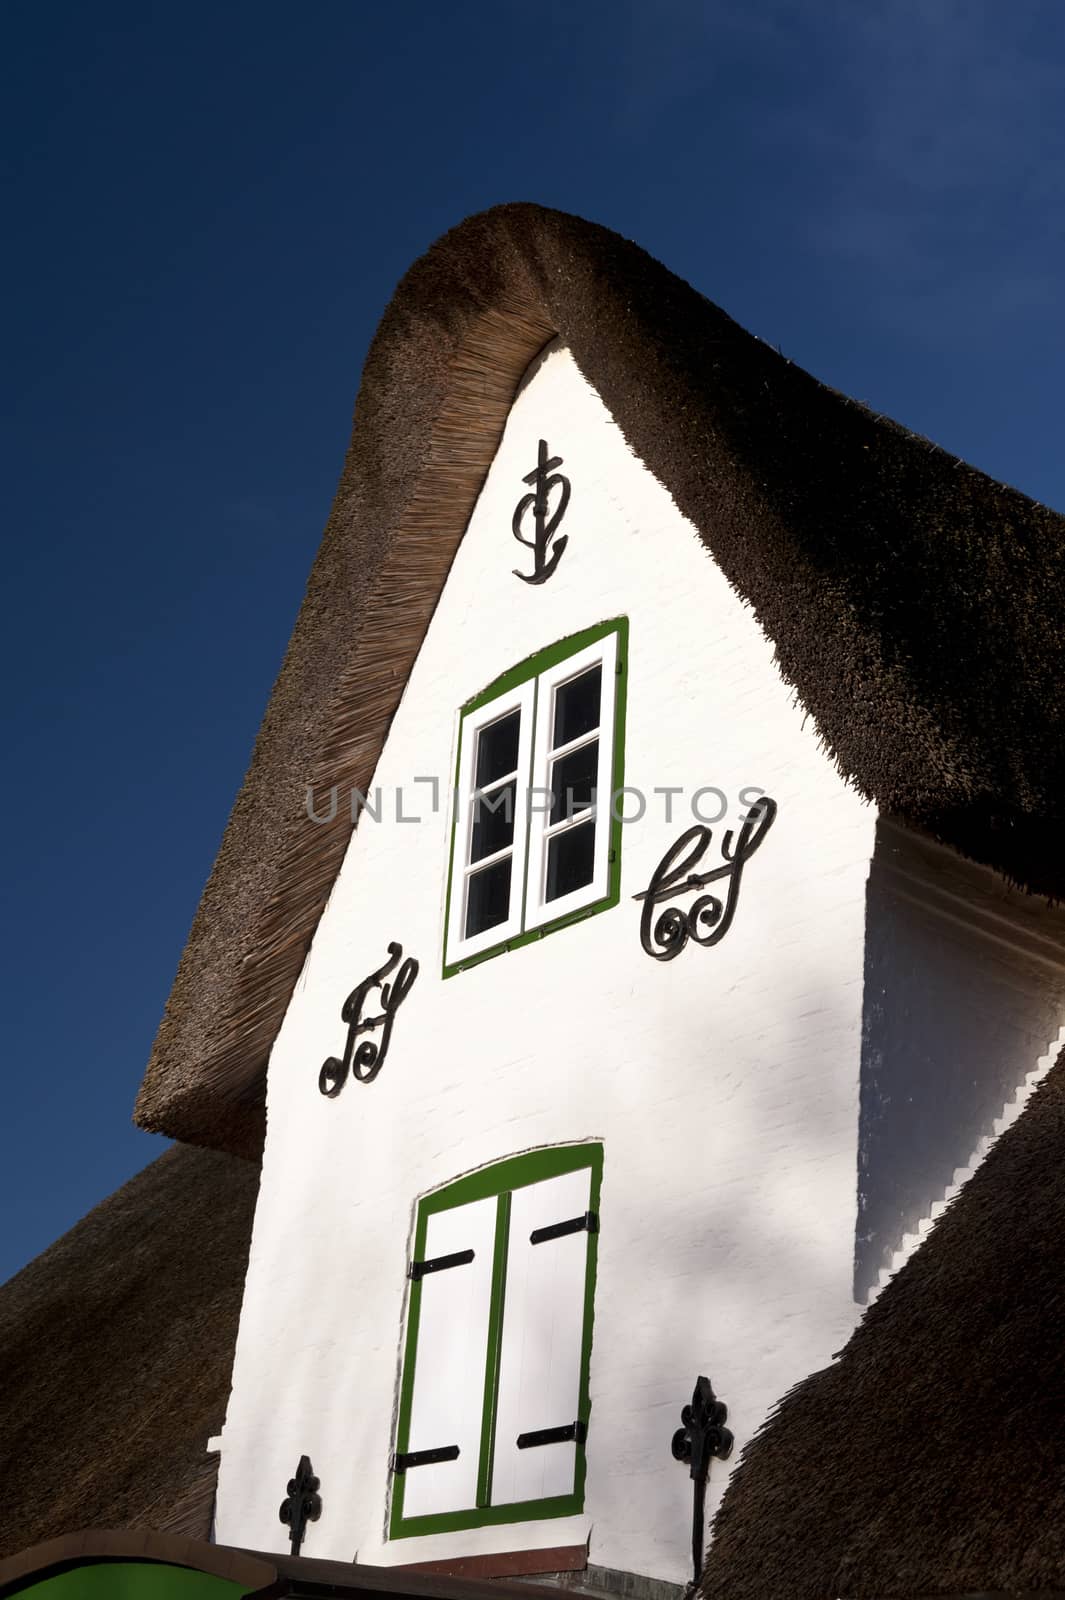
0,1144 -> 258,1559
135,202 -> 1065,1157
701,1048 -> 1065,1599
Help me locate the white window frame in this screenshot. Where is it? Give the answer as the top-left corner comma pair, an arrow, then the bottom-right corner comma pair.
525,629 -> 619,931
444,620 -> 625,973
445,679 -> 535,964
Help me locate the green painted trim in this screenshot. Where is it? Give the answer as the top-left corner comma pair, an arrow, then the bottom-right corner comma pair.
14,1565 -> 251,1599
605,614 -> 629,920
440,892 -> 616,979
421,1141 -> 603,1216
440,695 -> 465,987
391,1490 -> 583,1541
574,1151 -> 603,1510
476,1190 -> 511,1507
390,1143 -> 604,1541
388,1196 -> 430,1536
442,618 -> 628,980
461,618 -> 622,715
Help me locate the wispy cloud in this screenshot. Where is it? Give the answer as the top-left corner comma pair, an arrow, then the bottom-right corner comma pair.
621,0 -> 1065,339
803,3 -> 1064,305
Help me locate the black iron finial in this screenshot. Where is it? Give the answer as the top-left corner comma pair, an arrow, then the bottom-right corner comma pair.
279,1454 -> 321,1557
671,1376 -> 733,1586
512,438 -> 571,584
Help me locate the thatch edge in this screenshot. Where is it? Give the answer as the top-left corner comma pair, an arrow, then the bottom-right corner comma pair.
0,1145 -> 259,1561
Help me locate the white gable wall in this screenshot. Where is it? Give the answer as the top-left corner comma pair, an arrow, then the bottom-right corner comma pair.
212,345 -> 876,1581
858,818 -> 1065,1301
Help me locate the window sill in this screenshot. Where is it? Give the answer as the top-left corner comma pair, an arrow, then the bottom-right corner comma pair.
442,884 -> 620,979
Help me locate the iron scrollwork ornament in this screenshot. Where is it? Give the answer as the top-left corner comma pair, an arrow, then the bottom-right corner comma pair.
671,1376 -> 734,1586
319,942 -> 419,1095
512,438 -> 571,584
279,1454 -> 321,1557
634,797 -> 777,961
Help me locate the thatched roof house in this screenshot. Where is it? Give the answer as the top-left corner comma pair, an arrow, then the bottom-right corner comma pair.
5,205 -> 1065,1597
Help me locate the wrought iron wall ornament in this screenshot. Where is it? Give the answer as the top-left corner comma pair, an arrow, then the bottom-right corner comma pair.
634,797 -> 778,961
319,942 -> 419,1095
279,1454 -> 321,1557
512,438 -> 571,584
671,1376 -> 733,1586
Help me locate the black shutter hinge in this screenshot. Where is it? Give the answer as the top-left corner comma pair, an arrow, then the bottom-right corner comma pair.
530,1211 -> 598,1245
392,1444 -> 460,1473
408,1248 -> 474,1280
517,1420 -> 588,1449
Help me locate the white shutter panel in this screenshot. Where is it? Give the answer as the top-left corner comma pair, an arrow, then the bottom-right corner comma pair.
400,1196 -> 496,1518
490,1167 -> 594,1506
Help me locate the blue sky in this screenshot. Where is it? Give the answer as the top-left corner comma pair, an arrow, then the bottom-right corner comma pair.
3,0 -> 1064,1284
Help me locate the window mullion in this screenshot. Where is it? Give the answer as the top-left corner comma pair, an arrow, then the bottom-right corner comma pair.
516,676 -> 539,935
463,843 -> 514,875
476,1189 -> 511,1508
548,727 -> 601,762
543,805 -> 599,842
473,769 -> 519,800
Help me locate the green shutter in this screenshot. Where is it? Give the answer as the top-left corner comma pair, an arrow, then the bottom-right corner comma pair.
390,1143 -> 603,1539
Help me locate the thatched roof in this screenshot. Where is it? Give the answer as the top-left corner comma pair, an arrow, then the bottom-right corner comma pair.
0,1144 -> 258,1561
134,201 -> 1065,1159
701,1048 -> 1065,1599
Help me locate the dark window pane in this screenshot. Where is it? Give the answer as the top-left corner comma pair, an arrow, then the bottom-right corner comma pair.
476,710 -> 521,788
465,857 -> 513,937
545,819 -> 596,902
470,781 -> 516,863
549,739 -> 599,824
552,666 -> 601,749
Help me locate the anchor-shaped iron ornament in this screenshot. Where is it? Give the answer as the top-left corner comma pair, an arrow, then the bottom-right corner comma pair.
634,797 -> 777,960
671,1376 -> 734,1586
279,1454 -> 322,1557
319,942 -> 419,1095
512,438 -> 571,584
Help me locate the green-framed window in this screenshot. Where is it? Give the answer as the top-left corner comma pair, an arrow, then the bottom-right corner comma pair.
390,1143 -> 603,1540
443,618 -> 627,976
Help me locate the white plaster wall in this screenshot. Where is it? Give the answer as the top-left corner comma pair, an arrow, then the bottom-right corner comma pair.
213,345 -> 876,1582
857,819 -> 1065,1301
